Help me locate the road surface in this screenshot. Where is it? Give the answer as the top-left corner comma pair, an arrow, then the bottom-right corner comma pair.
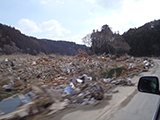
108,59 -> 160,120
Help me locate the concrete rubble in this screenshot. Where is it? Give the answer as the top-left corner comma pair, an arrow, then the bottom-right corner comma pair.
0,51 -> 154,119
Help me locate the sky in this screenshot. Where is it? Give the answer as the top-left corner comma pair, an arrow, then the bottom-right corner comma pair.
0,0 -> 160,45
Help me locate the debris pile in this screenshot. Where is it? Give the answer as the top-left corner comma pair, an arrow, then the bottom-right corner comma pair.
0,52 -> 154,119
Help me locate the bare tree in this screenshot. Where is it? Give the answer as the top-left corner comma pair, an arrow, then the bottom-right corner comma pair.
82,33 -> 92,47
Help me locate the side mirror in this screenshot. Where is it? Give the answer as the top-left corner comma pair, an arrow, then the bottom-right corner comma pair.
138,76 -> 160,95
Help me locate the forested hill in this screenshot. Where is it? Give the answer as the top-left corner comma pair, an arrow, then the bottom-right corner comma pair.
123,20 -> 160,57
0,23 -> 86,56
1,19 -> 160,57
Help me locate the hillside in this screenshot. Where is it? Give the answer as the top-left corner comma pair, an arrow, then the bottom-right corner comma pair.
1,19 -> 160,57
0,23 -> 86,56
123,20 -> 160,57
88,24 -> 130,55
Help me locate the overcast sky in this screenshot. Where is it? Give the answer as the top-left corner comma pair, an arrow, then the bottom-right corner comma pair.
1,0 -> 160,44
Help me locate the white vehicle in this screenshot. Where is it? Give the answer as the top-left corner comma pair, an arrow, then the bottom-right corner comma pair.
138,76 -> 160,120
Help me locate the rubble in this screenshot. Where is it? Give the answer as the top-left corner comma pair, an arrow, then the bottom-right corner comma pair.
0,53 -> 154,119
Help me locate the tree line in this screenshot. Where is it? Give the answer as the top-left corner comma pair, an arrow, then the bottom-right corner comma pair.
83,20 -> 160,57
123,20 -> 160,57
0,23 -> 86,56
82,24 -> 130,56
